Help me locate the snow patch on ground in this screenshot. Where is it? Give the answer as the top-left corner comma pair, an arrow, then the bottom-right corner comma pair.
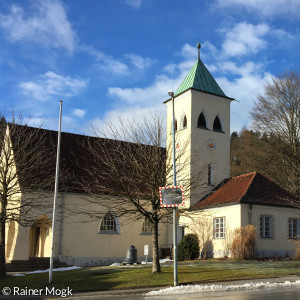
110,263 -> 121,266
141,259 -> 173,264
147,280 -> 300,296
11,266 -> 81,276
26,266 -> 81,274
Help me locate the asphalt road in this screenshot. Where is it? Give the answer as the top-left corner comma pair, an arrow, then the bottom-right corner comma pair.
70,287 -> 300,300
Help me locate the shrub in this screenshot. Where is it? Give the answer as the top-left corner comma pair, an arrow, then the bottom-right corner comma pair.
178,234 -> 199,261
294,240 -> 300,259
231,225 -> 256,259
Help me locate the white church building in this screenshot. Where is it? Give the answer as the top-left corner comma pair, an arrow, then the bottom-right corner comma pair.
5,45 -> 300,266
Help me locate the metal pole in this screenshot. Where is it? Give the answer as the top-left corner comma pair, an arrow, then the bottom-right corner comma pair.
169,91 -> 178,287
49,100 -> 63,284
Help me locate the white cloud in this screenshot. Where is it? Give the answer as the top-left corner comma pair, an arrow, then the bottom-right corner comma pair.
89,105 -> 167,139
216,62 -> 272,132
125,0 -> 142,9
108,73 -> 183,105
73,108 -> 86,118
81,45 -> 129,75
19,71 -> 88,101
216,0 -> 300,19
0,0 -> 76,52
221,22 -> 270,57
125,53 -> 155,69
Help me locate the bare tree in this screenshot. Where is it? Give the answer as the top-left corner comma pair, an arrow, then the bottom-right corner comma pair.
74,113 -> 206,273
0,114 -> 53,278
186,212 -> 213,259
250,71 -> 300,196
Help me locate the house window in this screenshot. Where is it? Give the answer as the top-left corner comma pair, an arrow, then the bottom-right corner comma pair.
141,218 -> 152,234
213,116 -> 222,132
99,211 -> 118,233
289,218 -> 300,239
208,164 -> 213,185
182,115 -> 187,129
260,215 -> 274,238
213,217 -> 226,239
197,112 -> 207,129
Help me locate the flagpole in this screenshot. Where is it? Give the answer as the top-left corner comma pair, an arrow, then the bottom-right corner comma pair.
49,100 -> 63,284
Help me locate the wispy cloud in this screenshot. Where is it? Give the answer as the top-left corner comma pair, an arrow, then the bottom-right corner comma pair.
124,53 -> 155,69
19,71 -> 88,101
81,45 -> 129,75
215,0 -> 300,19
0,0 -> 76,53
220,22 -> 270,57
73,108 -> 86,118
125,0 -> 142,9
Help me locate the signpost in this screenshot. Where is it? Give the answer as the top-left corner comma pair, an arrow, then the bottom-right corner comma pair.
159,185 -> 184,287
144,245 -> 149,263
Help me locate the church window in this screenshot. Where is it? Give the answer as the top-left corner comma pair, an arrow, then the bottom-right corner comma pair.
182,115 -> 187,129
213,116 -> 222,132
208,164 -> 213,185
141,218 -> 152,234
99,211 -> 119,233
213,217 -> 226,239
260,215 -> 274,238
289,218 -> 300,239
197,113 -> 207,129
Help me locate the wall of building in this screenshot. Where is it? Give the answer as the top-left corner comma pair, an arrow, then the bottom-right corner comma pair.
244,204 -> 300,258
181,204 -> 241,258
6,192 -> 170,266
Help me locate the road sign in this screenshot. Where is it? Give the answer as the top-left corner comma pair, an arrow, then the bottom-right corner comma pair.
159,186 -> 185,207
144,245 -> 149,256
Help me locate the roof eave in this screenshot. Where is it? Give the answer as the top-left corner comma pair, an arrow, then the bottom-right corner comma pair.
163,87 -> 235,104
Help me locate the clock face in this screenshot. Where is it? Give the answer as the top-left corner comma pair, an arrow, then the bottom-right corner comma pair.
206,139 -> 216,151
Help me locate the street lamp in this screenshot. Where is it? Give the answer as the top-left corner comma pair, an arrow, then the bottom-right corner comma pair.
168,90 -> 178,287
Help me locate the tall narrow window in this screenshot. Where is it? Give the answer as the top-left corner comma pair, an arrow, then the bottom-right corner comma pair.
197,113 -> 207,129
213,217 -> 226,239
99,211 -> 118,233
260,215 -> 274,238
208,164 -> 213,185
141,218 -> 152,234
213,116 -> 222,132
289,218 -> 300,239
175,119 -> 178,131
182,115 -> 187,128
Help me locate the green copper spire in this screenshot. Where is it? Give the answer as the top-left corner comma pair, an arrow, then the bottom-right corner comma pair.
175,43 -> 229,98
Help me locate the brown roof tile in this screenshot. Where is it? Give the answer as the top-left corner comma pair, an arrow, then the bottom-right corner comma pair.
192,172 -> 300,210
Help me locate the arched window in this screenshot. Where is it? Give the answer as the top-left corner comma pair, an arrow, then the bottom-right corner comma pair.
182,115 -> 187,128
99,211 -> 118,233
141,218 -> 152,234
197,113 -> 207,129
213,116 -> 222,132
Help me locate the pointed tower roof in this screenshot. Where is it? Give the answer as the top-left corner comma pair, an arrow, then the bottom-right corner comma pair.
174,43 -> 233,100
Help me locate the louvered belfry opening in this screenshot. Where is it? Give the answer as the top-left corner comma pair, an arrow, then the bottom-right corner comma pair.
213,116 -> 222,132
197,112 -> 207,128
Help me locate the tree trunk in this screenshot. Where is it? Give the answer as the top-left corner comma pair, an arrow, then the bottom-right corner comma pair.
152,221 -> 161,273
0,220 -> 6,278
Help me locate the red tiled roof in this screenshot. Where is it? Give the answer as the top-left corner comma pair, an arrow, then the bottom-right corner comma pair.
192,172 -> 300,210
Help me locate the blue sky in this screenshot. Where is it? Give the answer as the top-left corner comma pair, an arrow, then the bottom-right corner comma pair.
0,0 -> 299,135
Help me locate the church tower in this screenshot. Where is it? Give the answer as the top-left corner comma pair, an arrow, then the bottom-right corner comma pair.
165,43 -> 234,208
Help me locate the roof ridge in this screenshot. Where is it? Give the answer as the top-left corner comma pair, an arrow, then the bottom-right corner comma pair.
230,172 -> 256,180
